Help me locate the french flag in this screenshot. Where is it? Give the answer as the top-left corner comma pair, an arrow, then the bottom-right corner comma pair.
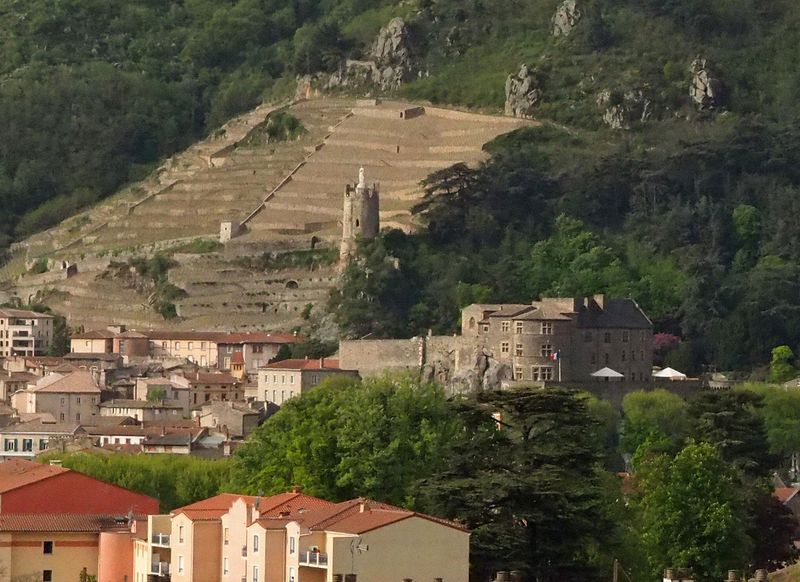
550,350 -> 560,362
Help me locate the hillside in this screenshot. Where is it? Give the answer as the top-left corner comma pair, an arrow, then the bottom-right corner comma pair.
2,0 -> 800,370
5,98 -> 526,331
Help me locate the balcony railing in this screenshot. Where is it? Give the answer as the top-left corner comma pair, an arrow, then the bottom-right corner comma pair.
241,545 -> 247,557
150,561 -> 170,576
151,533 -> 171,546
299,551 -> 329,567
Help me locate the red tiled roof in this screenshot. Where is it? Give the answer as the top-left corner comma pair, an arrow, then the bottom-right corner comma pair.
776,487 -> 800,504
0,513 -> 131,532
0,309 -> 54,319
145,331 -> 225,341
0,460 -> 69,493
175,493 -> 260,513
325,509 -> 413,534
217,332 -> 300,345
71,330 -> 116,340
260,358 -> 342,371
32,370 -> 101,394
231,352 -> 245,365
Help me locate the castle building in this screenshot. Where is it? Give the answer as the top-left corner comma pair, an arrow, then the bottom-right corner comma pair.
339,167 -> 380,264
461,295 -> 653,383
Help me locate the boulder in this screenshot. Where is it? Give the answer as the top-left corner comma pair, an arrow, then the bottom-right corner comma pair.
371,17 -> 413,69
326,18 -> 415,92
504,64 -> 543,118
690,58 -> 724,109
596,88 -> 652,130
552,0 -> 582,37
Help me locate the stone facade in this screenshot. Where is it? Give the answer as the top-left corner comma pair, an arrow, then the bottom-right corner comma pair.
342,295 -> 654,393
340,167 -> 380,265
466,295 -> 653,383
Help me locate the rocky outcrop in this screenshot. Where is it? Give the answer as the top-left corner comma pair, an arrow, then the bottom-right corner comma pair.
326,17 -> 415,92
504,65 -> 543,118
443,347 -> 512,395
690,58 -> 724,109
596,88 -> 652,129
552,0 -> 582,37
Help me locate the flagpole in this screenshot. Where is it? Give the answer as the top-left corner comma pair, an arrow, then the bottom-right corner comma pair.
558,352 -> 562,382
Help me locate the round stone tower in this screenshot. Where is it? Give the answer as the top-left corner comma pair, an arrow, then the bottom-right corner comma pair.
340,167 -> 380,265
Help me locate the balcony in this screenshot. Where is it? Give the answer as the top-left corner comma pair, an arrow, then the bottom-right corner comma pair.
151,533 -> 171,546
299,551 -> 329,567
150,561 -> 170,576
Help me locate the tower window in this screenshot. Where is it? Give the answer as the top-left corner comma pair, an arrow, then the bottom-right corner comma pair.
355,219 -> 360,227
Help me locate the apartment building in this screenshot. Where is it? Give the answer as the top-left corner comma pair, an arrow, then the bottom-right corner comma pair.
0,309 -> 55,357
139,490 -> 468,582
0,420 -> 83,460
11,370 -> 101,424
171,371 -> 241,407
462,295 -> 653,384
257,359 -> 359,405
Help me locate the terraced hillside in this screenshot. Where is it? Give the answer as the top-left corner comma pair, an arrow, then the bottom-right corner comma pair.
4,98 -> 530,331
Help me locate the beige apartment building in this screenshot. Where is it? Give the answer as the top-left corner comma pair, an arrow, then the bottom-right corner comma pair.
149,331 -> 222,367
0,308 -> 55,357
462,295 -> 653,383
149,491 -> 467,582
257,359 -> 359,405
11,370 -> 101,424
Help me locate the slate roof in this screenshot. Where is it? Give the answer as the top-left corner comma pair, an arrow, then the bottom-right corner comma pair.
575,298 -> 652,329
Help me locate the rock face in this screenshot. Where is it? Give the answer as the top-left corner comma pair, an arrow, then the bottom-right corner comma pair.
552,0 -> 582,37
504,64 -> 543,118
596,88 -> 652,129
690,58 -> 724,109
326,17 -> 415,92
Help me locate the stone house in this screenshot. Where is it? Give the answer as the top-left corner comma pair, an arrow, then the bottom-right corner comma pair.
70,329 -> 116,354
257,358 -> 359,405
99,399 -> 185,422
148,331 -> 223,367
171,371 -> 242,407
11,370 -> 101,424
0,371 -> 38,403
194,401 -> 266,439
0,420 -> 84,460
215,332 -> 301,374
462,295 -> 653,384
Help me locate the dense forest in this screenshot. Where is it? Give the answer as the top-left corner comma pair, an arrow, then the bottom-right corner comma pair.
5,0 -> 800,372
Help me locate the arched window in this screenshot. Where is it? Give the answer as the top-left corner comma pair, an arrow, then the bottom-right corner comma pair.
469,317 -> 476,329
355,219 -> 360,227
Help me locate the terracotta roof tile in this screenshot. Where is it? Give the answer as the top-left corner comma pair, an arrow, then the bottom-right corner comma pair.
260,359 -> 343,371
0,513 -> 131,532
31,371 -> 100,394
217,332 -> 300,345
0,459 -> 69,493
776,487 -> 800,504
0,309 -> 54,319
71,330 -> 116,340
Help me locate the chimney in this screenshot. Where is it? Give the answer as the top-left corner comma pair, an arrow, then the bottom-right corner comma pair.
319,357 -> 324,368
724,572 -> 740,582
291,485 -> 302,493
359,500 -> 367,513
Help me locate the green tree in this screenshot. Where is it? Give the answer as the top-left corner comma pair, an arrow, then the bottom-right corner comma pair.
635,442 -> 750,582
770,345 -> 796,383
687,390 -> 775,479
417,388 -> 610,582
620,389 -> 688,455
227,374 -> 459,506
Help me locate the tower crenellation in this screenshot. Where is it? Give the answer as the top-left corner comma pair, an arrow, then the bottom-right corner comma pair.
340,166 -> 380,266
